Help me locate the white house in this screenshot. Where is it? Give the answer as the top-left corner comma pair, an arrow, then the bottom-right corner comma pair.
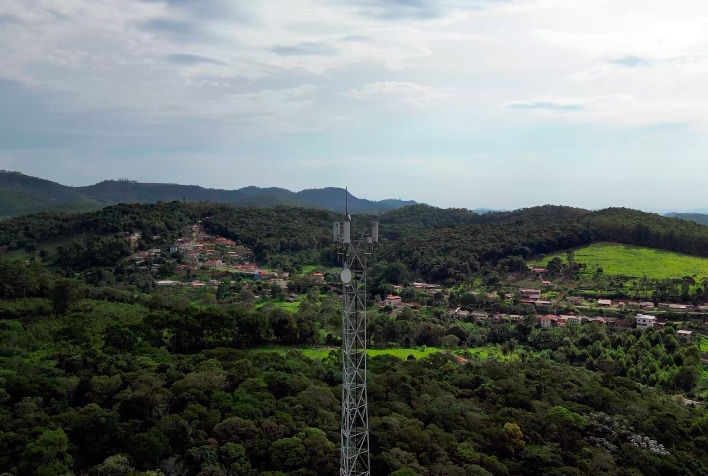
636,314 -> 656,330
384,295 -> 402,307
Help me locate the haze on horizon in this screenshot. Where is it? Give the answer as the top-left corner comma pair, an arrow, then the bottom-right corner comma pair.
1,0 -> 708,212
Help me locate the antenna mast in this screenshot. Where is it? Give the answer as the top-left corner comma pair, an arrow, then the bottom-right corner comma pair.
333,190 -> 378,476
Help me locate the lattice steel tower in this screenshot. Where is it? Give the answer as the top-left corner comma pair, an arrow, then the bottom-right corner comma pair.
333,200 -> 378,476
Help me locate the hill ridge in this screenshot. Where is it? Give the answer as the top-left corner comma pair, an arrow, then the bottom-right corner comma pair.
0,170 -> 416,217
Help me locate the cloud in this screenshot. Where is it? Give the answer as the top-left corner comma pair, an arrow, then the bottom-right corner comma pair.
269,42 -> 339,56
138,0 -> 253,22
609,55 -> 653,68
508,101 -> 584,112
506,95 -> 637,121
341,0 -> 509,21
342,81 -> 451,108
165,53 -> 224,65
137,17 -> 204,41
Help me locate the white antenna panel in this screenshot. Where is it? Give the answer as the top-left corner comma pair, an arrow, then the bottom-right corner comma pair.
343,221 -> 351,244
372,222 -> 379,243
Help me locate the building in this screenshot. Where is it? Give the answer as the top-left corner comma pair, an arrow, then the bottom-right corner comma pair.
635,314 -> 656,330
471,311 -> 488,321
157,280 -> 178,286
384,295 -> 402,307
520,289 -> 541,300
567,296 -> 582,305
541,280 -> 552,287
677,329 -> 693,342
537,315 -> 553,329
639,302 -> 655,310
597,299 -> 612,307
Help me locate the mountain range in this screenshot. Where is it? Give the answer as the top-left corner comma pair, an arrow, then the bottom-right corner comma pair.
0,171 -> 416,217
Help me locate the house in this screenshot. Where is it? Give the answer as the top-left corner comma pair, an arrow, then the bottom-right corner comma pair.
639,302 -> 655,310
312,272 -> 325,281
531,267 -> 547,274
384,295 -> 402,307
636,314 -> 656,330
157,280 -> 178,286
520,289 -> 542,300
677,330 -> 693,342
668,304 -> 689,311
541,280 -> 552,287
534,300 -> 553,307
597,299 -> 612,307
205,260 -> 223,269
471,311 -> 488,321
270,279 -> 289,289
567,296 -> 582,305
537,315 -> 553,329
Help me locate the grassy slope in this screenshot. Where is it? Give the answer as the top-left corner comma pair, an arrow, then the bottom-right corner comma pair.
531,242 -> 708,279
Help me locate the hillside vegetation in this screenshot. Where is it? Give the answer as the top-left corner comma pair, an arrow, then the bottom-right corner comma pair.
0,200 -> 707,475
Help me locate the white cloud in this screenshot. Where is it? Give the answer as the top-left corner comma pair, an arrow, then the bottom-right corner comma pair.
4,0 -> 708,208
341,81 -> 451,108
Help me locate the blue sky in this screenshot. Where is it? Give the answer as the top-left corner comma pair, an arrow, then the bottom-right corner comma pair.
1,0 -> 708,211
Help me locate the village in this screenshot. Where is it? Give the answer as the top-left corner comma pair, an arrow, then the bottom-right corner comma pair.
126,222 -> 294,292
124,224 -> 706,346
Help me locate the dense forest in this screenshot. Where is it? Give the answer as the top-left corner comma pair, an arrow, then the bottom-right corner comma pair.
3,202 -> 708,284
0,202 -> 707,475
1,291 -> 706,475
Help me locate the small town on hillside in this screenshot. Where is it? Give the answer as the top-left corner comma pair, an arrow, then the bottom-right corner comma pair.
126,223 -> 707,354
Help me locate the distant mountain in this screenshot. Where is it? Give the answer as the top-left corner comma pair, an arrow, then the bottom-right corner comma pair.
0,171 -> 416,217
665,212 -> 708,226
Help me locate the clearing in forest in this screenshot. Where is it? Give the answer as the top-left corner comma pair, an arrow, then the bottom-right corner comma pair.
531,242 -> 708,279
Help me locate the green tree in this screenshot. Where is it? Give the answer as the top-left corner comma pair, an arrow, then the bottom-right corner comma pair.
22,428 -> 73,476
51,278 -> 83,315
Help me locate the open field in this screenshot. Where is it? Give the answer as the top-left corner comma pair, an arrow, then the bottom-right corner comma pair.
249,344 -> 520,361
256,299 -> 301,312
699,337 -> 708,352
531,242 -> 708,279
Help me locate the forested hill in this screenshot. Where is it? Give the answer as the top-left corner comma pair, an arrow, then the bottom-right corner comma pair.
0,171 -> 415,217
3,202 -> 708,284
666,212 -> 708,226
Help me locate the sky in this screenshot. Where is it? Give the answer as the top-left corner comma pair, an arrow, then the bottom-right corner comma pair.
1,0 -> 708,211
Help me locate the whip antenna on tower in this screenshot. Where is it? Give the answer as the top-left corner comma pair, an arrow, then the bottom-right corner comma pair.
334,189 -> 378,476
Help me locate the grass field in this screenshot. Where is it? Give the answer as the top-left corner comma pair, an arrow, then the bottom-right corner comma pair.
248,346 -> 442,360
699,337 -> 708,352
249,345 -> 520,362
531,242 -> 708,279
256,299 -> 301,312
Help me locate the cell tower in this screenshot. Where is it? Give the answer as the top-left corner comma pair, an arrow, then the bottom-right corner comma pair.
333,192 -> 378,476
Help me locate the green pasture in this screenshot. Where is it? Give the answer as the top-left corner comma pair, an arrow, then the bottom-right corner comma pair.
256,299 -> 301,312
249,344 -> 521,362
532,242 -> 708,279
